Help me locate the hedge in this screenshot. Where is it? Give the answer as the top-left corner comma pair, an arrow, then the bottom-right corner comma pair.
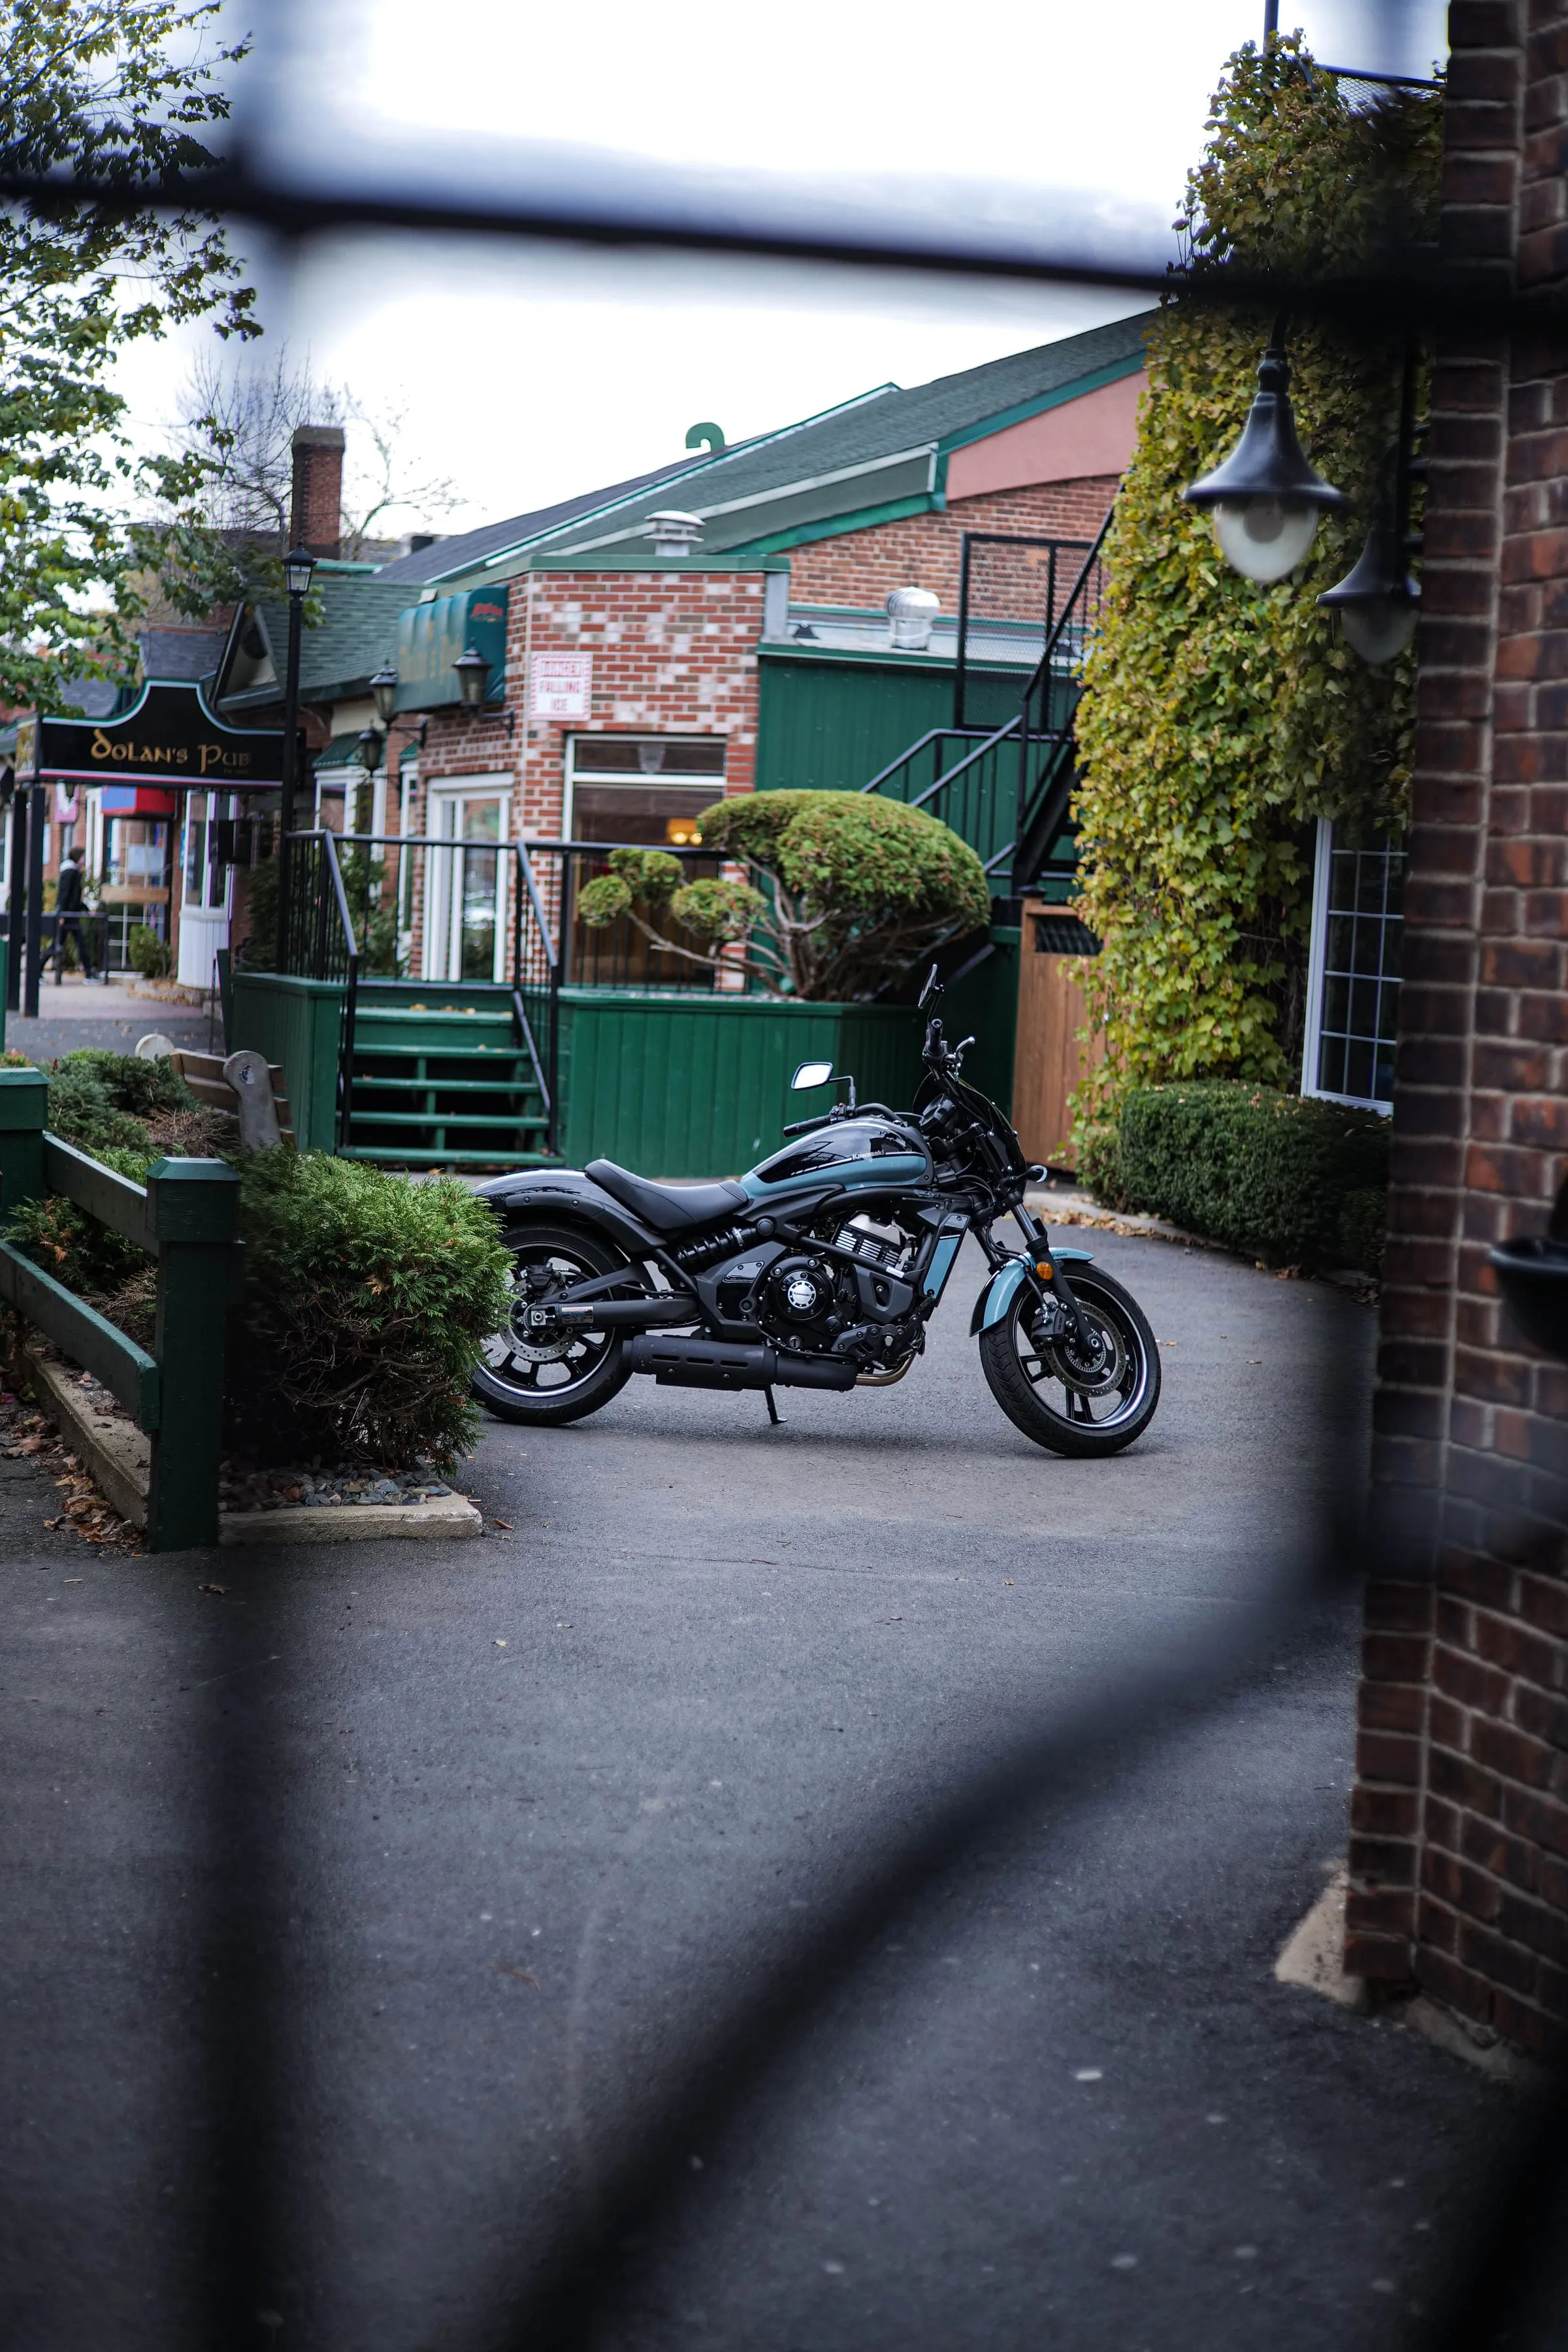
1080,1081 -> 1388,1271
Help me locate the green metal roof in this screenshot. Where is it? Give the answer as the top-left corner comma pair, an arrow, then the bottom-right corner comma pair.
447,312 -> 1155,582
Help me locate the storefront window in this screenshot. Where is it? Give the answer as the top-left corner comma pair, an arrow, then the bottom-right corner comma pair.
567,735 -> 725,845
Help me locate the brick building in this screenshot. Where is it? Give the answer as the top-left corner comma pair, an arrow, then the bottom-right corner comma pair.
340,312 -> 1152,983
1345,0 -> 1568,2057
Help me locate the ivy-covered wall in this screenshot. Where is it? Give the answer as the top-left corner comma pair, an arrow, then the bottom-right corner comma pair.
1072,39 -> 1442,1114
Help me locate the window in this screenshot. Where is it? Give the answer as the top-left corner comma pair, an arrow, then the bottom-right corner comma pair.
566,735 -> 726,845
1301,817 -> 1405,1113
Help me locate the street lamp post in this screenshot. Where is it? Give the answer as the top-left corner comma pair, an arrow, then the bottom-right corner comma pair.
274,544 -> 316,970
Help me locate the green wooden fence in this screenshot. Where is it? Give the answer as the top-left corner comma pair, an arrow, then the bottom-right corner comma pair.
0,1068 -> 242,1550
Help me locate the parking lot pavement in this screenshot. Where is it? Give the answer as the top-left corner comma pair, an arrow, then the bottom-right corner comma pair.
0,1230 -> 1519,2351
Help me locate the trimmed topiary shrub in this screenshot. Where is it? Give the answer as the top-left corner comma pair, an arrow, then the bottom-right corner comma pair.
222,1151 -> 512,1468
578,791 -> 990,1000
1111,1081 -> 1388,1269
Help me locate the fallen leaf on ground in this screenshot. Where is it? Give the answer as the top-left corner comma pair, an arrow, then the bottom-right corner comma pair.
197,1582 -> 229,1596
493,1963 -> 540,1987
491,1518 -> 514,1531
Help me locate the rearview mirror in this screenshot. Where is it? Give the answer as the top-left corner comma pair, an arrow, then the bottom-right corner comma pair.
791,1060 -> 834,1091
917,962 -> 941,1012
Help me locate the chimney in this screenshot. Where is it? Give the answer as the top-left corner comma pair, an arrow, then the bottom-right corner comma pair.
289,424 -> 345,557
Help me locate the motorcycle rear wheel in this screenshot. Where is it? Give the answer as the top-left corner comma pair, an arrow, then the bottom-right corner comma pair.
472,1223 -> 634,1426
978,1266 -> 1160,1458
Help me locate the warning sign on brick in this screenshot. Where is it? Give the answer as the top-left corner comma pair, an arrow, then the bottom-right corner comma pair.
529,652 -> 593,721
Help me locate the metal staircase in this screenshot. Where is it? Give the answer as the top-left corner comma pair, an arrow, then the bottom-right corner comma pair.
859,515 -> 1110,900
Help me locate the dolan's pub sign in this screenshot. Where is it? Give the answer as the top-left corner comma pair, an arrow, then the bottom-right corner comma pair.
22,681 -> 297,788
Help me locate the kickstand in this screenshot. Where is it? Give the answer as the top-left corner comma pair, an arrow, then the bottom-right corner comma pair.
764,1386 -> 781,1428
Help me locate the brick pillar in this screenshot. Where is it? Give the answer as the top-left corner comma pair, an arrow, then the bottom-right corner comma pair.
289,425 -> 344,557
1345,1 -> 1568,2058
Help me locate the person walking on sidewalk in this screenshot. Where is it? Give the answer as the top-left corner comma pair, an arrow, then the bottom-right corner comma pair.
42,845 -> 105,982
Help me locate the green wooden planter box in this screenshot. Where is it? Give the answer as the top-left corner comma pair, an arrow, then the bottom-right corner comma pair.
229,953 -> 1018,1179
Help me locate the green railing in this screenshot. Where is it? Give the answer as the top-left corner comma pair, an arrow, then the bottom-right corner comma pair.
0,1068 -> 243,1550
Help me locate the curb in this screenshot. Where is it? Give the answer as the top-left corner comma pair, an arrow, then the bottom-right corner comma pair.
25,1349 -> 483,1546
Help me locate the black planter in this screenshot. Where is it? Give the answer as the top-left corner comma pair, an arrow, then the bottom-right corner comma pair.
1490,1236 -> 1568,1360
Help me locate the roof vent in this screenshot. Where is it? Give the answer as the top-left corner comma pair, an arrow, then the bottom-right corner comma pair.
647,510 -> 704,557
887,585 -> 939,651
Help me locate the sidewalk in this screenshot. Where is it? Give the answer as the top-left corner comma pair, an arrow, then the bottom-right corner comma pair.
5,975 -> 215,1062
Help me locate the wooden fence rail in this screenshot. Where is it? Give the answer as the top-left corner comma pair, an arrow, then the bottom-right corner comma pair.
0,1067 -> 242,1550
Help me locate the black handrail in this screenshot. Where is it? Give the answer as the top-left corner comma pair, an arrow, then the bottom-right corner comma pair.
1012,508 -> 1114,891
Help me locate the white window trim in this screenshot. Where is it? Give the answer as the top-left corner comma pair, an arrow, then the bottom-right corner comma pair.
1301,813 -> 1396,1118
563,735 -> 727,840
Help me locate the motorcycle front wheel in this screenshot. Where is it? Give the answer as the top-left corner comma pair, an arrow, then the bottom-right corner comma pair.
978,1266 -> 1160,1458
472,1222 -> 634,1426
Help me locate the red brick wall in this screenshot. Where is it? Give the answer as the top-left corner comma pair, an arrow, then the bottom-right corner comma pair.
412,566 -> 766,841
1346,0 -> 1568,2057
787,478 -> 1119,610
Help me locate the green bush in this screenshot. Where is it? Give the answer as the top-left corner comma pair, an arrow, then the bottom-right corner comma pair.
4,1051 -> 509,1468
127,923 -> 172,979
1109,1081 -> 1388,1268
223,1152 -> 512,1468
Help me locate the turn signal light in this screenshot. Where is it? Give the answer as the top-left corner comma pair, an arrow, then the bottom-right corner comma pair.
1036,1260 -> 1053,1279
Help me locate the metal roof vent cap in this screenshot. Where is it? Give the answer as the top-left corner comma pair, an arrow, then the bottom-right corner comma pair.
887,585 -> 939,650
647,510 -> 704,557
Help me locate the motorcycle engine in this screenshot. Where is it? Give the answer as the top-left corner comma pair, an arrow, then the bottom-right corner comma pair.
757,1254 -> 843,1351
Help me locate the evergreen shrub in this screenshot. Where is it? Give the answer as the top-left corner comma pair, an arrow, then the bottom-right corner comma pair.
4,1053 -> 510,1468
1103,1081 -> 1388,1269
224,1152 -> 511,1468
127,923 -> 172,979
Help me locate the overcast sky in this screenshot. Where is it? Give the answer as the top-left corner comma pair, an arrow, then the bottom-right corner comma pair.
116,0 -> 1449,538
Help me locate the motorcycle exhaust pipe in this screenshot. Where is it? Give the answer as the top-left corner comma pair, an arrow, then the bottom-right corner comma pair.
556,1298 -> 694,1328
624,1334 -> 857,1392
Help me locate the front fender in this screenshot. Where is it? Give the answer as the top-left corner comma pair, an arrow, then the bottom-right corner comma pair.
970,1247 -> 1095,1337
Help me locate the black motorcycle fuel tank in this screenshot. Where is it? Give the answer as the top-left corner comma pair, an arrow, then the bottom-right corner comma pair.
742,1117 -> 932,1200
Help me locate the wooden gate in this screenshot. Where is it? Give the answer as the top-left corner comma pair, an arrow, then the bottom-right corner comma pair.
1010,900 -> 1103,1171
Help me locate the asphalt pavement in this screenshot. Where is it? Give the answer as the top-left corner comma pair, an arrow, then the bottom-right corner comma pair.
0,1229 -> 1525,2351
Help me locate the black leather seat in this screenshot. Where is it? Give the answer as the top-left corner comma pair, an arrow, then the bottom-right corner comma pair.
586,1160 -> 749,1235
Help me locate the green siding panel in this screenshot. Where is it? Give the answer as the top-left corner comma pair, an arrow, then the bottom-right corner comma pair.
229,973 -> 346,1152
556,991 -> 926,1177
757,655 -> 953,794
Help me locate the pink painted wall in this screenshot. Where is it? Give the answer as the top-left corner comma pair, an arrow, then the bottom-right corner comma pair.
945,372 -> 1146,501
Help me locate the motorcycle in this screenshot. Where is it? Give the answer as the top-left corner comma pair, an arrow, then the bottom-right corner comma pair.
470,967 -> 1161,1458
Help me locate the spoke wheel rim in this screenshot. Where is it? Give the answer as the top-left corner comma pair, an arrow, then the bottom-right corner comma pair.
482,1247 -> 616,1397
1013,1290 -> 1149,1431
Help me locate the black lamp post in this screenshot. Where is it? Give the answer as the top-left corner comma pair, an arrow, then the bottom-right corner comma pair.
274,543 -> 315,969
354,725 -> 385,836
1183,317 -> 1347,582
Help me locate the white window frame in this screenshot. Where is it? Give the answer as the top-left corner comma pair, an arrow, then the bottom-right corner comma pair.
563,734 -> 727,840
1301,814 -> 1402,1117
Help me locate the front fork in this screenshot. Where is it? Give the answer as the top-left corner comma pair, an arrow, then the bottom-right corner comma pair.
1007,1204 -> 1096,1354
